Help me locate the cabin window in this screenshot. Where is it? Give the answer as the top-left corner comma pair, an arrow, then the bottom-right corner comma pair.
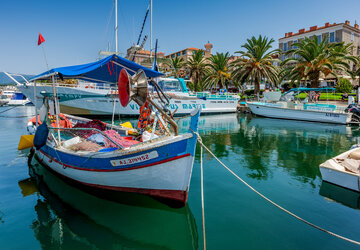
158,79 -> 182,92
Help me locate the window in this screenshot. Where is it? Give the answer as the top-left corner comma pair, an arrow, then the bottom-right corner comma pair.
329,32 -> 335,43
283,42 -> 288,52
182,50 -> 186,55
171,54 -> 175,58
192,50 -> 196,55
317,35 -> 321,44
177,52 -> 181,57
292,40 -> 298,49
158,80 -> 182,92
351,32 -> 354,41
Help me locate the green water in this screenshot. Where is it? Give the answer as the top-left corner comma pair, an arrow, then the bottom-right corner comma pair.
1,106 -> 360,249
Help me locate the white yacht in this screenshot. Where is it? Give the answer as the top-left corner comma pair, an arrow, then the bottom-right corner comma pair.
17,76 -> 239,116
9,54 -> 238,116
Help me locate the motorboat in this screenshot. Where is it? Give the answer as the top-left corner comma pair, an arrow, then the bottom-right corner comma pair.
320,146 -> 360,192
247,88 -> 357,124
1,89 -> 31,106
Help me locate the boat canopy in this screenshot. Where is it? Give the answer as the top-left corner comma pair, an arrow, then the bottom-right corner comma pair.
288,87 -> 336,92
282,87 -> 336,96
31,54 -> 163,84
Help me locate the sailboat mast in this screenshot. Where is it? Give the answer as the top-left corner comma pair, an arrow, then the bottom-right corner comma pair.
150,0 -> 152,60
115,0 -> 118,54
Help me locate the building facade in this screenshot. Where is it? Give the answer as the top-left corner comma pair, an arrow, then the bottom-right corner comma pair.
279,20 -> 360,85
126,47 -> 165,68
165,42 -> 213,61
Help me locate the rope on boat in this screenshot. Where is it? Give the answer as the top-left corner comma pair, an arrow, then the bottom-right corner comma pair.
0,106 -> 18,115
194,131 -> 360,246
199,136 -> 206,250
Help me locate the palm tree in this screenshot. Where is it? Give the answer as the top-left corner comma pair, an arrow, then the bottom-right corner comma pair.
166,57 -> 184,77
203,52 -> 231,90
185,50 -> 206,92
281,36 -> 358,88
231,35 -> 280,94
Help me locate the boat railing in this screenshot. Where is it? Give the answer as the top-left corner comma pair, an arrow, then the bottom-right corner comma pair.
33,82 -> 114,92
48,127 -> 124,149
189,92 -> 240,100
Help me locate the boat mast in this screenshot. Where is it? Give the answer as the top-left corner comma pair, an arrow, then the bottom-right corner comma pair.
150,0 -> 152,61
115,0 -> 118,54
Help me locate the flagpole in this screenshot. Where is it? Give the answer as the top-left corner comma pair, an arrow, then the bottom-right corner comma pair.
41,45 -> 50,73
38,33 -> 61,144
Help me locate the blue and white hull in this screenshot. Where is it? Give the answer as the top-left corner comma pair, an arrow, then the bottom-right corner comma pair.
34,110 -> 200,206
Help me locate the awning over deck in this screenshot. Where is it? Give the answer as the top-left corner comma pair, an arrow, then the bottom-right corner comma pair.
31,54 -> 163,84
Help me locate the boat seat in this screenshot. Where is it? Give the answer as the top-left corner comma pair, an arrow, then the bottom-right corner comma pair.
349,149 -> 360,160
341,158 -> 360,173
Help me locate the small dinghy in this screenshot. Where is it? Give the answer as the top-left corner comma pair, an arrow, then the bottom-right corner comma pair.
320,147 -> 360,192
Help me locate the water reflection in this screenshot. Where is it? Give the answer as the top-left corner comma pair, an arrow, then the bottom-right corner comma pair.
320,181 -> 360,210
198,115 -> 360,186
22,158 -> 198,249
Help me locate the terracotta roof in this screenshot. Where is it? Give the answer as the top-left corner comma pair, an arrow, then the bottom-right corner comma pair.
136,50 -> 164,56
186,47 -> 200,51
166,47 -> 201,57
279,21 -> 360,40
280,23 -> 340,40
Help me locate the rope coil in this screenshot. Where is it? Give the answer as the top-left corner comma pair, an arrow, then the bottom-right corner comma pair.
193,130 -> 360,247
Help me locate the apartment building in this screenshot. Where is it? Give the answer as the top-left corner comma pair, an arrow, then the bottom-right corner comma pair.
279,20 -> 360,85
165,42 -> 213,61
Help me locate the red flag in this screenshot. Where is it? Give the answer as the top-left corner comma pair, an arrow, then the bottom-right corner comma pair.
38,33 -> 45,46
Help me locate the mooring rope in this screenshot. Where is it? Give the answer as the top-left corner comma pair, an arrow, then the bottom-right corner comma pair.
199,138 -> 206,250
193,131 -> 360,246
0,106 -> 18,114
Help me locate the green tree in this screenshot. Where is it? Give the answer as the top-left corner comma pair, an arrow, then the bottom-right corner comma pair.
185,50 -> 206,92
336,78 -> 353,93
231,35 -> 280,94
203,52 -> 231,90
281,36 -> 357,88
166,57 -> 184,77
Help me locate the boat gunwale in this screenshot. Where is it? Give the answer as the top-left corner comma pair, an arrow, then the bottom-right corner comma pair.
247,101 -> 350,115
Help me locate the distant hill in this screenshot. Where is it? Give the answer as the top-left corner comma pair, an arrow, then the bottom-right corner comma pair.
0,72 -> 35,85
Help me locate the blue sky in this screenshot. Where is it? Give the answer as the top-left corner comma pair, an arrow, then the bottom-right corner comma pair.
1,0 -> 360,74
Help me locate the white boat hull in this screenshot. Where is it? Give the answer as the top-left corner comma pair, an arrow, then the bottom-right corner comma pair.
320,164 -> 360,192
320,147 -> 360,192
19,85 -> 238,116
247,102 -> 351,124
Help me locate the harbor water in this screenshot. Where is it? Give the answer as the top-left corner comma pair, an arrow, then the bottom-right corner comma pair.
1,106 -> 360,249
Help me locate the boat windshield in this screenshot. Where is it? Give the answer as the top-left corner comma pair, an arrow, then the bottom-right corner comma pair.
158,79 -> 182,92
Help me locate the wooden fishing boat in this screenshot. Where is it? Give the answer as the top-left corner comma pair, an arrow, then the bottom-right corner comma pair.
25,55 -> 201,207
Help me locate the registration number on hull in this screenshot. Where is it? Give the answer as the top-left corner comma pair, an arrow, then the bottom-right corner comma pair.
111,151 -> 159,166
